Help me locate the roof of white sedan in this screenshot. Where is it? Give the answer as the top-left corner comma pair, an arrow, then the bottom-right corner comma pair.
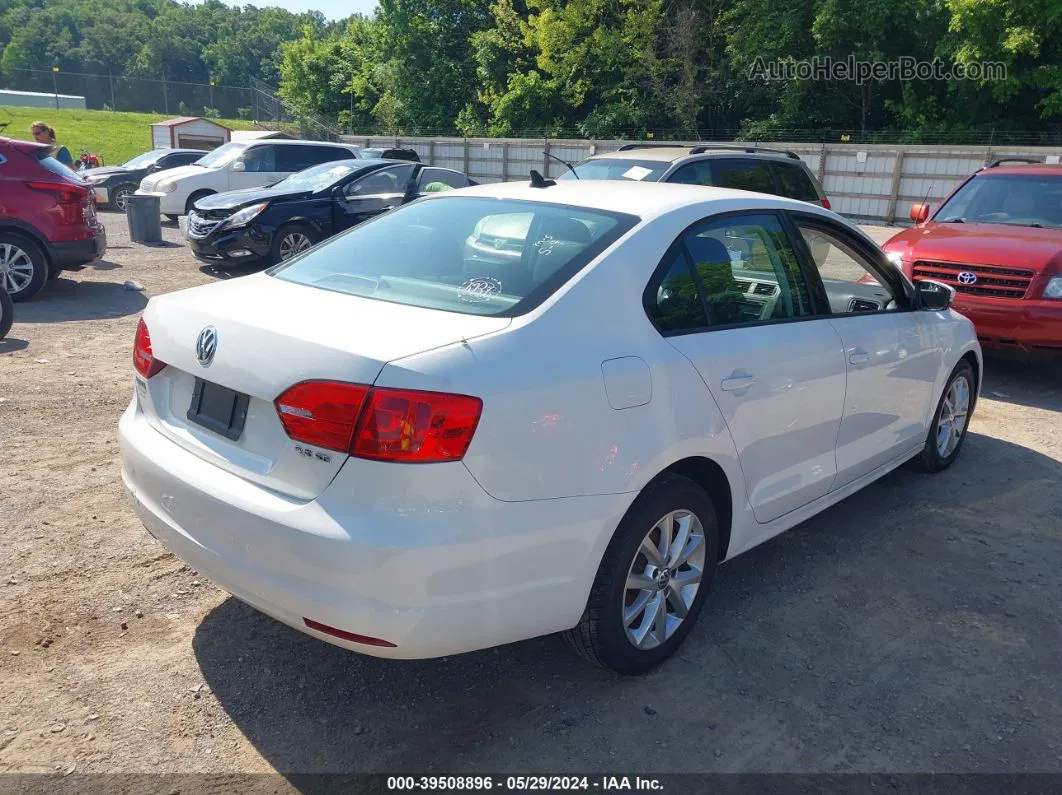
448,178 -> 819,220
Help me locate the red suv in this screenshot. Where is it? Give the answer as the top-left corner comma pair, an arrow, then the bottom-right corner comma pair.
882,160 -> 1062,355
0,135 -> 107,301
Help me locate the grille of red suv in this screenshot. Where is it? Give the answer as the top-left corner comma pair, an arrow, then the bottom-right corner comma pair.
911,260 -> 1034,299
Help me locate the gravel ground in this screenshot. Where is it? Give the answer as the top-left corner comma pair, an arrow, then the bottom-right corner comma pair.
1,213 -> 1060,779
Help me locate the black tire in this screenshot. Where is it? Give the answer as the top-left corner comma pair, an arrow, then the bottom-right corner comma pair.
0,285 -> 14,340
184,190 -> 214,216
564,474 -> 719,675
164,214 -> 180,224
0,233 -> 48,302
112,184 -> 137,212
908,360 -> 976,473
270,224 -> 318,265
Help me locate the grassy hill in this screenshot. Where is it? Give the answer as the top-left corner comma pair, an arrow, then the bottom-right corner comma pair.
0,106 -> 260,165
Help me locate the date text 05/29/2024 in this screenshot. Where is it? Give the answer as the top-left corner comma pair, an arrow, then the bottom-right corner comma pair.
387,776 -> 665,791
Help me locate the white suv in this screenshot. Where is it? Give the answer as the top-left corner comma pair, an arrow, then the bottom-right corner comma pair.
135,140 -> 361,219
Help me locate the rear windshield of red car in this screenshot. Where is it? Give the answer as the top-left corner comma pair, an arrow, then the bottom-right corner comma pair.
935,173 -> 1062,229
30,147 -> 83,182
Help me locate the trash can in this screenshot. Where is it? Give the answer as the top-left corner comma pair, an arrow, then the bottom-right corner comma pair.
126,193 -> 162,244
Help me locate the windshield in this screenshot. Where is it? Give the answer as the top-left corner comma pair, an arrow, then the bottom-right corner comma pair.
194,143 -> 246,169
271,196 -> 638,316
272,161 -> 361,192
122,150 -> 167,169
557,158 -> 670,182
935,173 -> 1062,228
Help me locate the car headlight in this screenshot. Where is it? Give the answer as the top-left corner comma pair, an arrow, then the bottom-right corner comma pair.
1045,275 -> 1062,300
885,251 -> 904,268
223,202 -> 269,229
156,181 -> 178,193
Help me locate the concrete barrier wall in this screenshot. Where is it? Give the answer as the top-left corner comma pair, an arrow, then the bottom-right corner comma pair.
345,135 -> 1062,224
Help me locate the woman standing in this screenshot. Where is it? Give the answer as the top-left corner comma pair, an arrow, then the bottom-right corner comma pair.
30,121 -> 75,168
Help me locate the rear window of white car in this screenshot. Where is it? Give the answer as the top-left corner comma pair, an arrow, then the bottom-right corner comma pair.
270,197 -> 638,316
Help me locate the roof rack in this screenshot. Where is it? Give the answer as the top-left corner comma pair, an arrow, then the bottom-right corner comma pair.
984,157 -> 1043,169
616,142 -> 801,160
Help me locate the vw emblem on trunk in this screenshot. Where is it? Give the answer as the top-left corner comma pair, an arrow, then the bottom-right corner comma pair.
196,326 -> 218,367
957,271 -> 978,285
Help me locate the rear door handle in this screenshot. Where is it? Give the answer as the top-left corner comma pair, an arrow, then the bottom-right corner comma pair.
720,374 -> 757,392
849,349 -> 870,365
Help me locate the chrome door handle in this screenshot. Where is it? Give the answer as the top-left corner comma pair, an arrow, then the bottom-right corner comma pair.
720,374 -> 757,392
849,349 -> 870,364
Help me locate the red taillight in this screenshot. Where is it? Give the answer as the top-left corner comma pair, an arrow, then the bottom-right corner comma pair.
275,381 -> 370,453
274,381 -> 482,463
352,388 -> 482,463
820,197 -> 832,211
133,318 -> 165,378
27,181 -> 86,203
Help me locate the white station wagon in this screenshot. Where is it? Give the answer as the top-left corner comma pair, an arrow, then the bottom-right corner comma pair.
120,180 -> 981,674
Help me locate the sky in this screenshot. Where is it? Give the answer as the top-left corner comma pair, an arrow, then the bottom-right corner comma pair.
193,0 -> 377,21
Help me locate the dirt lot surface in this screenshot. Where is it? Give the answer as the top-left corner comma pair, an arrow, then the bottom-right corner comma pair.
1,214 -> 1061,780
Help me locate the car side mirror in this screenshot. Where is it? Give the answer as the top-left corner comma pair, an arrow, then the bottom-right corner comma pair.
232,160 -> 246,172
914,279 -> 954,311
148,164 -> 161,173
910,202 -> 930,224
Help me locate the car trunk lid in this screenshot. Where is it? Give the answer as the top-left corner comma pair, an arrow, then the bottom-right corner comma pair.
138,274 -> 509,500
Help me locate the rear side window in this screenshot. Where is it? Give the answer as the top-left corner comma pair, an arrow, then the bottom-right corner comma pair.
644,213 -> 817,332
709,159 -> 776,194
772,162 -> 820,201
668,161 -> 713,186
271,197 -> 638,316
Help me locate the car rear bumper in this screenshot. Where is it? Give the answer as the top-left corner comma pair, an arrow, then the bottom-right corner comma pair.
118,398 -> 627,659
188,227 -> 272,266
952,296 -> 1062,353
49,230 -> 107,270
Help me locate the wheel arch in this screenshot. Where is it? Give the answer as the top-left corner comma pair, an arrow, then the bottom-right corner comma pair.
0,222 -> 52,266
646,456 -> 734,562
960,349 -> 981,404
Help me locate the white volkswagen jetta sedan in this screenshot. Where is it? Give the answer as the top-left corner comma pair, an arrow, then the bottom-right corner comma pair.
119,179 -> 981,674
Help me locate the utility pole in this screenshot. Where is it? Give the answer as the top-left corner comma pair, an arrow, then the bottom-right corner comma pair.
162,75 -> 169,115
209,79 -> 215,114
108,68 -> 116,111
51,65 -> 60,110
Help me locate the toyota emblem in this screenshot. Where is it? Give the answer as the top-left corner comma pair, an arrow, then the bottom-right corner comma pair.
196,326 -> 218,367
957,271 -> 978,285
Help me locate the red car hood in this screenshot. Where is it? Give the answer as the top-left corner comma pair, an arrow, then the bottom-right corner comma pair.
884,223 -> 1062,274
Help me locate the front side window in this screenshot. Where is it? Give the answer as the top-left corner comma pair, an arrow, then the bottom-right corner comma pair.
271,197 -> 638,316
934,173 -> 1062,228
709,159 -> 776,194
795,221 -> 899,314
241,145 -> 276,172
557,158 -> 670,182
347,165 -> 415,196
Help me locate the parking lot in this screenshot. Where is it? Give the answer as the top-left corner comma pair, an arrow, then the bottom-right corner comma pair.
1,211 -> 1061,777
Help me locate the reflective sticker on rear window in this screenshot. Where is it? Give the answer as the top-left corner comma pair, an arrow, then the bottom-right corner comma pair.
458,277 -> 503,303
622,165 -> 653,181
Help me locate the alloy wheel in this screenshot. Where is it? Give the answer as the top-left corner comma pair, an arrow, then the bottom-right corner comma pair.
936,373 -> 971,458
279,233 -> 313,260
622,509 -> 707,650
0,243 -> 35,296
115,188 -> 133,211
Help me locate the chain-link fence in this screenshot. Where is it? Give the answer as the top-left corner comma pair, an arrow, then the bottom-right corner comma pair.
5,68 -> 256,120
